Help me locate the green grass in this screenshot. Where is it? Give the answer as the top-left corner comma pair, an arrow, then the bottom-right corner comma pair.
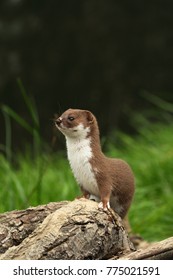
0,152 -> 79,212
0,123 -> 173,242
1,84 -> 172,242
106,123 -> 173,241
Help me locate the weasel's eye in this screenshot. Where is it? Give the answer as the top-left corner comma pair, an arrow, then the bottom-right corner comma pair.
68,116 -> 74,121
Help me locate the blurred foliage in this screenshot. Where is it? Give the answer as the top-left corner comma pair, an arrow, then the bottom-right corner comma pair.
1,79 -> 41,159
0,121 -> 173,241
105,122 -> 173,241
0,0 -> 173,244
0,0 -> 173,150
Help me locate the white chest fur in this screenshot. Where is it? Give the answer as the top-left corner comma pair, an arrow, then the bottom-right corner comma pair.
65,135 -> 99,196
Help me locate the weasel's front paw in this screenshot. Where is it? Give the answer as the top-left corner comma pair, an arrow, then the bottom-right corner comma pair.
98,201 -> 110,211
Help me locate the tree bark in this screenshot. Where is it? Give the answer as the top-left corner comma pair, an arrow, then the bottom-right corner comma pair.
0,199 -> 172,260
0,199 -> 133,260
118,237 -> 173,260
0,201 -> 68,254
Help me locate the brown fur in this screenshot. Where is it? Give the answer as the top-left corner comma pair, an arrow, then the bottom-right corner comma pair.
55,109 -> 135,219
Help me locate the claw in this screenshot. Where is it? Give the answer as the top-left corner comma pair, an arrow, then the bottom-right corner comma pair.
98,201 -> 110,211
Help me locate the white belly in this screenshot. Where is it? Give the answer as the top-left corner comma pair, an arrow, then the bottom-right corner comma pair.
66,136 -> 99,197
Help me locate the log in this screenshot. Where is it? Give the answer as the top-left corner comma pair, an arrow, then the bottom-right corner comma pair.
0,201 -> 68,254
1,199 -> 172,260
0,199 -> 133,260
118,236 -> 173,260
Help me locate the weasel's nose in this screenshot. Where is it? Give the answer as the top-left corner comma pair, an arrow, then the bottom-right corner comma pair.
55,117 -> 62,126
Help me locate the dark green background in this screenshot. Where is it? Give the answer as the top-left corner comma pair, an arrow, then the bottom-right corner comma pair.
0,0 -> 173,149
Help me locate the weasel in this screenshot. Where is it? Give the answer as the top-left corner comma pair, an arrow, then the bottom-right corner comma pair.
55,108 -> 135,219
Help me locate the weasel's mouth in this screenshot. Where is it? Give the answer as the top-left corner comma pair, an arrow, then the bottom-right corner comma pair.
55,121 -> 60,129
55,123 -> 64,130
54,117 -> 63,127
55,122 -> 65,131
55,122 -> 68,133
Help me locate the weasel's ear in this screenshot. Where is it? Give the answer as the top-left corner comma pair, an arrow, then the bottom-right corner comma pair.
85,110 -> 94,124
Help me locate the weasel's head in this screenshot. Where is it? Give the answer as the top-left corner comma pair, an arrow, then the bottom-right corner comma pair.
55,108 -> 96,139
